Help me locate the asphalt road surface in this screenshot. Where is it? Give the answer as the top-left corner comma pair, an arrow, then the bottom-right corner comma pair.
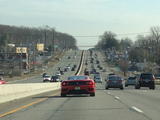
0,50 -> 160,120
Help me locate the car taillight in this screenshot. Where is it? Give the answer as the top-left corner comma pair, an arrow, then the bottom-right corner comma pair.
62,82 -> 69,86
108,80 -> 112,82
86,81 -> 94,85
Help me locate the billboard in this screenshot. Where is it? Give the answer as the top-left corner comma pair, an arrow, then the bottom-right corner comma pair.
37,44 -> 44,51
16,47 -> 27,53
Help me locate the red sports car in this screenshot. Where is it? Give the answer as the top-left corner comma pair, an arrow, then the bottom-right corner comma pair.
61,75 -> 95,97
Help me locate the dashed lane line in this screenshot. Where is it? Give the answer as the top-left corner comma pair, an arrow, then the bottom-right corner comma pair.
131,106 -> 144,113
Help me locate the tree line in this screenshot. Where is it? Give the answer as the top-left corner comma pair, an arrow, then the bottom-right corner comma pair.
95,31 -> 132,51
0,24 -> 78,52
95,26 -> 160,65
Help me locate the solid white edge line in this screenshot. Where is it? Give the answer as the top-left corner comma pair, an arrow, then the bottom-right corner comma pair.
131,106 -> 144,113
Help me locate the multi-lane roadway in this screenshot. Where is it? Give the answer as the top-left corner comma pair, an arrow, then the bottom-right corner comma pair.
0,50 -> 160,120
8,50 -> 82,84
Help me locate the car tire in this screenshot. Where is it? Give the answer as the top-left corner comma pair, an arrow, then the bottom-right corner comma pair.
105,86 -> 109,89
149,85 -> 155,90
90,93 -> 95,97
120,87 -> 124,90
61,93 -> 66,97
125,85 -> 128,87
135,85 -> 140,89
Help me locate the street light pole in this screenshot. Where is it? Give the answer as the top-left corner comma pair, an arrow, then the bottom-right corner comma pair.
52,29 -> 55,55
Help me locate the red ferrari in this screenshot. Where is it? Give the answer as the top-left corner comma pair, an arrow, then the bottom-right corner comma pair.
61,75 -> 95,97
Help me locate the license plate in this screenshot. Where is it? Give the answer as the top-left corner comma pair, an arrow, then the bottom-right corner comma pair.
75,87 -> 80,90
113,81 -> 117,83
144,79 -> 150,82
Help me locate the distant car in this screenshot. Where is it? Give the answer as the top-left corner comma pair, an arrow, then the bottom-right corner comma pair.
51,75 -> 60,82
43,75 -> 51,82
90,68 -> 96,74
56,72 -> 61,76
97,65 -> 101,68
105,75 -> 125,90
99,66 -> 103,70
84,70 -> 90,76
154,74 -> 160,80
73,65 -> 77,68
102,69 -> 106,72
108,73 -> 115,76
64,68 -> 68,72
0,77 -> 6,84
57,67 -> 61,71
94,74 -> 102,83
61,75 -> 96,97
64,65 -> 70,71
125,77 -> 136,87
135,73 -> 155,89
71,67 -> 76,71
96,60 -> 100,64
84,68 -> 90,76
60,70 -> 64,75
42,73 -> 47,77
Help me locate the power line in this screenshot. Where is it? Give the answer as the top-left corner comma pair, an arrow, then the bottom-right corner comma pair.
73,32 -> 150,38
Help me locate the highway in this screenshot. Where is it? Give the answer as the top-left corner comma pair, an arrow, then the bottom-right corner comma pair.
8,50 -> 82,84
0,50 -> 160,120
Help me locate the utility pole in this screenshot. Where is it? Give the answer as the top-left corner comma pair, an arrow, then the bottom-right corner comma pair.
44,31 -> 47,49
20,43 -> 23,75
52,29 -> 55,55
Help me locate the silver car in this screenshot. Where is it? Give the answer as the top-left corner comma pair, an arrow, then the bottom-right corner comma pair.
94,74 -> 102,83
125,77 -> 136,87
105,75 -> 125,90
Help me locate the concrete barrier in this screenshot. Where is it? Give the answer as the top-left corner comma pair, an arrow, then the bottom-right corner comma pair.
0,83 -> 60,104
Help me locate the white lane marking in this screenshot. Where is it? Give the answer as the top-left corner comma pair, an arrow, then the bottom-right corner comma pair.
143,90 -> 147,92
107,92 -> 111,95
131,106 -> 144,113
114,96 -> 120,100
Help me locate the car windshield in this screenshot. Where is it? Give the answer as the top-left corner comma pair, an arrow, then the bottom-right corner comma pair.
155,74 -> 160,77
109,76 -> 121,81
128,77 -> 136,80
68,76 -> 88,80
44,76 -> 50,78
141,74 -> 152,79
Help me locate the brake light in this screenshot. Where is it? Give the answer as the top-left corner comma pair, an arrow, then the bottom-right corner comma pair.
86,81 -> 94,85
62,82 -> 69,86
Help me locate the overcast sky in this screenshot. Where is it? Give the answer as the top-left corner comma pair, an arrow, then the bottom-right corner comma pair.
0,0 -> 160,49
